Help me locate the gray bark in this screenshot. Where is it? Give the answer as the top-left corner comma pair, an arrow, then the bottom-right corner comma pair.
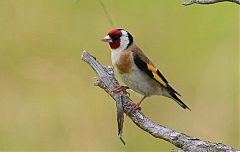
182,0 -> 240,5
81,50 -> 239,152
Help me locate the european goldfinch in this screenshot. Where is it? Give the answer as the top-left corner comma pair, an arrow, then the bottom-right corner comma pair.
102,29 -> 190,113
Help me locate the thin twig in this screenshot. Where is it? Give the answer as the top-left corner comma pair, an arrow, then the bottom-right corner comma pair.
98,0 -> 115,28
182,0 -> 240,5
81,50 -> 239,152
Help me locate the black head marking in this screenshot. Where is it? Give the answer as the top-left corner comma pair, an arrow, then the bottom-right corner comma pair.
126,31 -> 133,48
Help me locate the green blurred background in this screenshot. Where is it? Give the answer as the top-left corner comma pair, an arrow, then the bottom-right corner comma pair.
0,0 -> 239,151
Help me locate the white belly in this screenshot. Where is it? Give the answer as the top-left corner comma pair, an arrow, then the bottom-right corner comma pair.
118,64 -> 163,96
111,49 -> 164,97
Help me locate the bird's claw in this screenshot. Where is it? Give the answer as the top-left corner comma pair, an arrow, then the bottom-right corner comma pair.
127,102 -> 141,115
112,86 -> 130,96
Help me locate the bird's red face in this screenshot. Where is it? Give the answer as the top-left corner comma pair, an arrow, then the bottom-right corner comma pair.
102,29 -> 122,50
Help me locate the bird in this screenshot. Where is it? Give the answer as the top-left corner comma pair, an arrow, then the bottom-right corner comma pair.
101,29 -> 190,113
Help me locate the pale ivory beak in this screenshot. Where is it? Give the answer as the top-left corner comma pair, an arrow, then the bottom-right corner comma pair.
101,35 -> 112,42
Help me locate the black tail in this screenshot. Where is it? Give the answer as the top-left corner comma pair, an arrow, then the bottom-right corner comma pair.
169,92 -> 191,111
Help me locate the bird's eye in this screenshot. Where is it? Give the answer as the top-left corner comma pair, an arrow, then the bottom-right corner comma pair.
110,34 -> 121,40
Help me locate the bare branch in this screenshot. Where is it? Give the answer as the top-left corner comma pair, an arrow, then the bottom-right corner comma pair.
81,50 -> 239,152
182,0 -> 240,5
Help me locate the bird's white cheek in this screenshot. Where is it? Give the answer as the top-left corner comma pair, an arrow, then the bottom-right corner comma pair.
111,49 -> 121,65
110,36 -> 129,53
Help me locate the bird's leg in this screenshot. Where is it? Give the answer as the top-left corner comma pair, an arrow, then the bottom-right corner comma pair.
112,85 -> 130,96
127,96 -> 147,114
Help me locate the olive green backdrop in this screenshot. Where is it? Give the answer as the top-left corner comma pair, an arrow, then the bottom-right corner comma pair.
0,0 -> 239,151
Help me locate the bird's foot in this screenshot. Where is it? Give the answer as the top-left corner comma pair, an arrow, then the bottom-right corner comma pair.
112,85 -> 130,96
127,102 -> 141,115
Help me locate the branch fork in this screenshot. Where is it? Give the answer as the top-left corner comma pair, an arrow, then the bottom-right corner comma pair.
81,50 -> 239,152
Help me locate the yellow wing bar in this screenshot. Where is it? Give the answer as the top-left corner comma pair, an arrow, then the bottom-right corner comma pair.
147,64 -> 167,87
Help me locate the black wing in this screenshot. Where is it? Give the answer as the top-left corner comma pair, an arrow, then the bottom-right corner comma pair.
132,52 -> 181,96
